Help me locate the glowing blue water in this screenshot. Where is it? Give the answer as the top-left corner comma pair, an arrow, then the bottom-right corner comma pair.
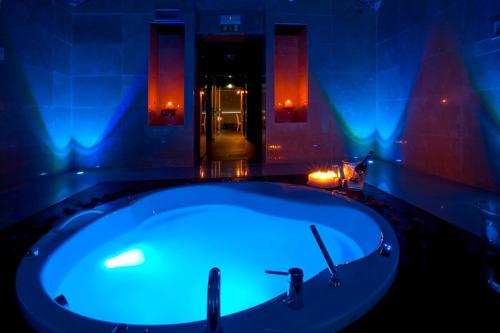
53,204 -> 365,325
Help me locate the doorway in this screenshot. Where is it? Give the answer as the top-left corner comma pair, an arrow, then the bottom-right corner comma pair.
197,36 -> 264,162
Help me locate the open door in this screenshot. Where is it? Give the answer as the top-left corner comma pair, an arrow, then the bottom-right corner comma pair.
197,36 -> 264,162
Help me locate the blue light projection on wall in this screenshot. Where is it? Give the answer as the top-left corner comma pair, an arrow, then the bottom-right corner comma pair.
311,39 -> 423,161
374,31 -> 426,161
35,75 -> 145,163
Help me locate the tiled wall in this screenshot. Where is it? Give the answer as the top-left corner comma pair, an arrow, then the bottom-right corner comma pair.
265,0 -> 377,164
71,0 -> 196,169
0,0 -> 72,189
376,0 -> 500,191
2,0 -> 497,192
0,0 -> 377,186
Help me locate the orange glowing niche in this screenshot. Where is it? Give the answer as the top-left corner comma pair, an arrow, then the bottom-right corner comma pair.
148,24 -> 184,126
274,24 -> 308,123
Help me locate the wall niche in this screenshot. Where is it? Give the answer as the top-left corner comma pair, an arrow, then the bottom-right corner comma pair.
274,24 -> 308,123
148,24 -> 185,126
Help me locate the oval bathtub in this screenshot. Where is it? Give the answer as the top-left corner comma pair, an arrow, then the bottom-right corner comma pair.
16,182 -> 399,333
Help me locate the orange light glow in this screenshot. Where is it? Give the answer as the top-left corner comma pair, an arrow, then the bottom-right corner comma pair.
236,168 -> 248,177
308,170 -> 340,188
148,25 -> 184,126
342,162 -> 356,181
275,25 -> 307,122
268,144 -> 283,150
440,98 -> 449,105
200,91 -> 205,96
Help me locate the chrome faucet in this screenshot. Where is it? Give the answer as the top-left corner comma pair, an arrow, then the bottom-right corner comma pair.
310,224 -> 341,287
265,268 -> 304,310
206,267 -> 222,333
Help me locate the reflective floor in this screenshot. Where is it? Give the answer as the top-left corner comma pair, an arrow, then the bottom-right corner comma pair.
1,160 -> 499,236
207,129 -> 258,161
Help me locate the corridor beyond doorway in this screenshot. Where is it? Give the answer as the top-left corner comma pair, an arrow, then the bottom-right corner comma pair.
197,36 -> 264,163
208,129 -> 257,161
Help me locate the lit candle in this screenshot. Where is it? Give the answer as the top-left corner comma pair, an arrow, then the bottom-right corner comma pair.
284,99 -> 294,108
166,101 -> 174,108
308,170 -> 340,188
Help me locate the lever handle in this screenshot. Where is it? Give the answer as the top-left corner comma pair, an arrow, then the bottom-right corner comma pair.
310,224 -> 341,287
265,270 -> 289,276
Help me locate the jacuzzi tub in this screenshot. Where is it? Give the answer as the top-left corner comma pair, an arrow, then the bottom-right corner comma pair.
16,182 -> 399,333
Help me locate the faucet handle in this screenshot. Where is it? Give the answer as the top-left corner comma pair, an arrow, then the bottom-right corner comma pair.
310,224 -> 342,287
265,270 -> 289,276
265,268 -> 304,310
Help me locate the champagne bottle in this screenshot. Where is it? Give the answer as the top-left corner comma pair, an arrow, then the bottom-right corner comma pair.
354,151 -> 374,175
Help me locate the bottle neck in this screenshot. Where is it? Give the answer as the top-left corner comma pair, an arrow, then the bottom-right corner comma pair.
355,151 -> 373,172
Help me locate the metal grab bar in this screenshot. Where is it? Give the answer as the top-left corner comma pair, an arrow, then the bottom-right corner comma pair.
207,267 -> 222,333
310,225 -> 341,287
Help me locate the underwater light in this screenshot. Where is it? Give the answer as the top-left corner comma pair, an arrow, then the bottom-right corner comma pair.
76,171 -> 85,175
104,249 -> 145,269
39,172 -> 48,176
368,160 -> 374,164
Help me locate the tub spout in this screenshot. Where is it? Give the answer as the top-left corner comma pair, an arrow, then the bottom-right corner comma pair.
206,267 -> 222,333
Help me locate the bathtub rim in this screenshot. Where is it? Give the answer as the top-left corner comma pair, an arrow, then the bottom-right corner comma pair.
16,181 -> 399,333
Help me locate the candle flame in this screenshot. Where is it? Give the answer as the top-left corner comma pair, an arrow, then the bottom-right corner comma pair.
308,169 -> 340,188
309,170 -> 338,180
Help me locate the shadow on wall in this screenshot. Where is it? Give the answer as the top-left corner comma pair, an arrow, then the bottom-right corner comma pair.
393,23 -> 499,191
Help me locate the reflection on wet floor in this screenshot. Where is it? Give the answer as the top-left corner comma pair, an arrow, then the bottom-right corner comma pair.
200,160 -> 249,179
1,160 -> 499,238
207,129 -> 257,161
